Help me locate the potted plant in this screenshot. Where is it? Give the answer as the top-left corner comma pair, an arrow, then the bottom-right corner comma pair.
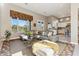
26,31 -> 32,36
26,31 -> 33,39
5,30 -> 11,41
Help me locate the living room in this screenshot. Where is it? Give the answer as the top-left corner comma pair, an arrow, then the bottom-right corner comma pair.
0,3 -> 79,56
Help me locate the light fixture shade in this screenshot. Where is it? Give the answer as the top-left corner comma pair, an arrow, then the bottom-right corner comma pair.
66,18 -> 69,21
60,19 -> 63,22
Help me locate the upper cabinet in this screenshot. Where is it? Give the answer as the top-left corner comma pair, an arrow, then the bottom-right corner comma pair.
59,17 -> 70,23
58,17 -> 71,27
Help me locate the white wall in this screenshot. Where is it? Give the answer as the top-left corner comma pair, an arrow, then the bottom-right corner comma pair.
0,4 -> 1,33
71,3 -> 79,44
0,4 -> 11,34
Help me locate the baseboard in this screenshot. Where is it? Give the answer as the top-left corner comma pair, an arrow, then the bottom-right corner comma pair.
70,42 -> 78,45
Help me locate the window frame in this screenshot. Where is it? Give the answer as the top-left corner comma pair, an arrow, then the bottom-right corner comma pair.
10,18 -> 31,33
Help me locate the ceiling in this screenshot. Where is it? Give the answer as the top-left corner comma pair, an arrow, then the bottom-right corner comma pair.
13,3 -> 71,18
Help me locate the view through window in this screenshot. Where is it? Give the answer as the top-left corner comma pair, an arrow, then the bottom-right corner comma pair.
10,19 -> 31,33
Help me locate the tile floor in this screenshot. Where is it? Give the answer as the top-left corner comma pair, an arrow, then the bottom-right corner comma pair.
10,40 -> 33,56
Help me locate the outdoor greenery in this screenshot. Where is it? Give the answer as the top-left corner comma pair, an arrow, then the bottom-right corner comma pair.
12,25 -> 17,32
11,19 -> 32,36
12,25 -> 32,36
21,26 -> 32,36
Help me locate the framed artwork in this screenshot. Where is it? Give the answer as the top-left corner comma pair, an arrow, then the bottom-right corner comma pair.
48,23 -> 52,30
33,23 -> 36,27
36,20 -> 44,30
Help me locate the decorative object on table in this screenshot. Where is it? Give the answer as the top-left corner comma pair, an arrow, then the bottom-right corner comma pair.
21,30 -> 33,40
26,31 -> 33,40
26,31 -> 33,36
20,34 -> 29,41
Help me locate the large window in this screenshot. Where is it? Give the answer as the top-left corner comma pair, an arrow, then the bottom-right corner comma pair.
10,18 -> 31,33
11,19 -> 18,32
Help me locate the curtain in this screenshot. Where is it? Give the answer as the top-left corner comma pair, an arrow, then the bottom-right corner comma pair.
10,10 -> 33,21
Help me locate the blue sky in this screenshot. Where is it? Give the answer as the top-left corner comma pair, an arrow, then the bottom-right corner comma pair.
11,19 -> 29,26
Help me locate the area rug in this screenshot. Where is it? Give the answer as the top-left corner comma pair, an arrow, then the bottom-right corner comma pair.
59,43 -> 75,56
0,41 -> 11,56
0,40 -> 75,56
56,41 -> 67,54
